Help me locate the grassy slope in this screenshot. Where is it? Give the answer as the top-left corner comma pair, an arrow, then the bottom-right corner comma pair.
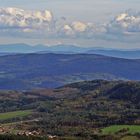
102,125 -> 140,135
0,110 -> 32,121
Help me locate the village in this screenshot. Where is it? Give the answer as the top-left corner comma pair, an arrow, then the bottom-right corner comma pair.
0,125 -> 57,139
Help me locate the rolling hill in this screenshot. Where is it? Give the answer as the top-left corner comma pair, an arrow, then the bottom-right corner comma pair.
0,53 -> 140,89
0,80 -> 140,139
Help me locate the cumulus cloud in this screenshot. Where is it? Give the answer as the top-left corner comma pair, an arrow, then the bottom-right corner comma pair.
0,7 -> 99,38
0,7 -> 53,27
57,21 -> 98,38
0,7 -> 54,37
107,11 -> 140,35
0,7 -> 140,42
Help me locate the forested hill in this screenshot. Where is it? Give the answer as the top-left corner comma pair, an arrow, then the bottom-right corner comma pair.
0,53 -> 140,89
62,80 -> 140,104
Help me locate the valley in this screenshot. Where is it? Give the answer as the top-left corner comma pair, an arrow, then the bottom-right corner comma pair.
0,80 -> 140,139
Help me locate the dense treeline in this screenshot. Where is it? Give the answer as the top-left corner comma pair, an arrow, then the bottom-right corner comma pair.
0,134 -> 139,140
0,135 -> 48,140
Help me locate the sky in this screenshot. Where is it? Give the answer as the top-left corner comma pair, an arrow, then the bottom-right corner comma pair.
0,0 -> 140,48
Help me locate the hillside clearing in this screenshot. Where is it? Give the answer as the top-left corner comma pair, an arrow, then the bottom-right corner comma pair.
102,125 -> 140,135
0,110 -> 32,121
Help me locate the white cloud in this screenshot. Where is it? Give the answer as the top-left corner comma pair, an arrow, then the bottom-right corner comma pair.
107,11 -> 140,35
0,7 -> 140,42
0,7 -> 53,36
72,21 -> 87,32
0,7 -> 97,38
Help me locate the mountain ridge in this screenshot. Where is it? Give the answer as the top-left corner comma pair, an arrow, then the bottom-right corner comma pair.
0,43 -> 140,59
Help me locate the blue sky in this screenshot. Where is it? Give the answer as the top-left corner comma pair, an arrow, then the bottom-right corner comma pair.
0,0 -> 140,48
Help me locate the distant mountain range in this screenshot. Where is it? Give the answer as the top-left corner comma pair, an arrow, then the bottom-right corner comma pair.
0,43 -> 140,59
0,53 -> 140,90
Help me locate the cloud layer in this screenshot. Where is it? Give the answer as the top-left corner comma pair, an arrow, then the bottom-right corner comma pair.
0,7 -> 140,42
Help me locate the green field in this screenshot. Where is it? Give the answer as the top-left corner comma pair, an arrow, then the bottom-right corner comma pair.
102,125 -> 140,135
0,110 -> 32,121
121,136 -> 139,140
